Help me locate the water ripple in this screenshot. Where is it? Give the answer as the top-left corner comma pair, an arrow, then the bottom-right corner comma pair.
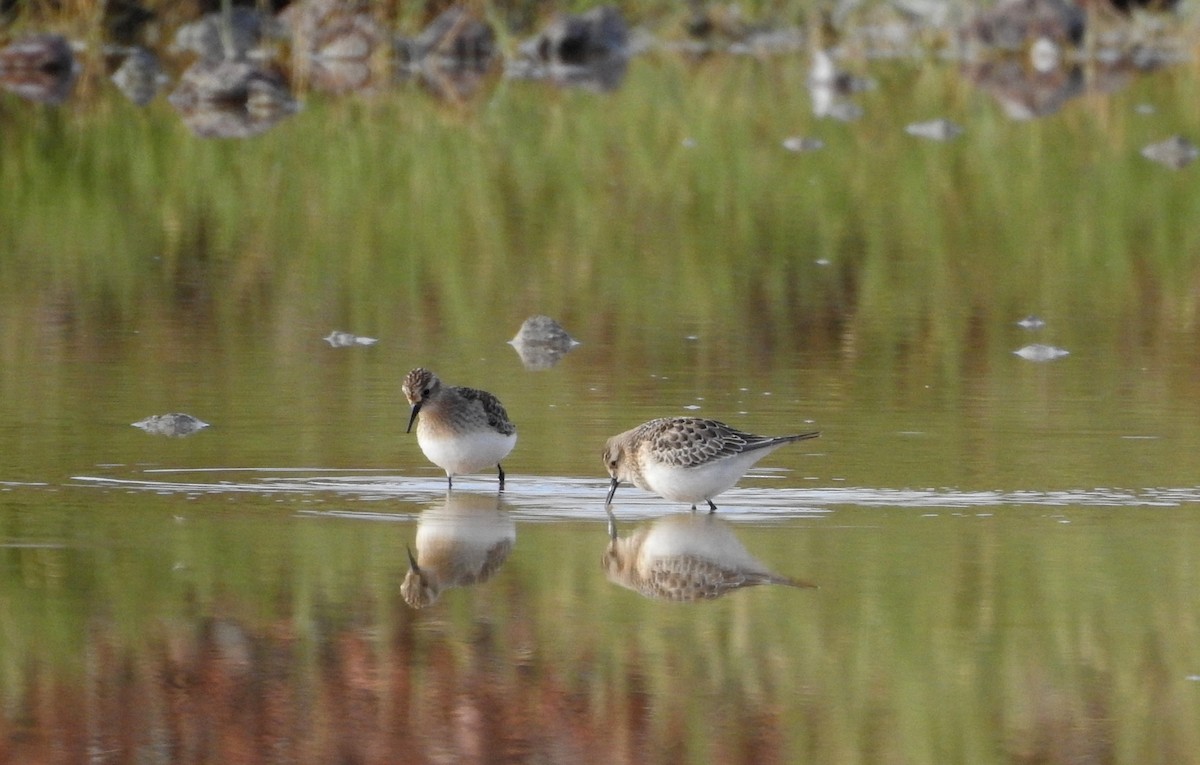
65,469 -> 1200,522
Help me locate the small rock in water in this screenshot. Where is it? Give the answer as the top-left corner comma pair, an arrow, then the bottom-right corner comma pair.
1014,343 -> 1069,361
111,47 -> 167,106
508,315 -> 580,370
1140,135 -> 1198,170
132,413 -> 210,437
905,118 -> 964,141
0,33 -> 77,104
324,331 -> 378,347
510,315 -> 578,348
531,4 -> 629,64
1016,315 -> 1046,330
169,58 -> 300,139
782,136 -> 824,153
1028,37 -> 1061,72
170,7 -> 278,61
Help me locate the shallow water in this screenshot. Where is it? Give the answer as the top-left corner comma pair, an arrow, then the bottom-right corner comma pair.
3,45 -> 1200,764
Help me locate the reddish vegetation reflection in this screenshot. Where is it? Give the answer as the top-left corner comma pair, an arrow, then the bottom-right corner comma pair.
0,605 -> 791,764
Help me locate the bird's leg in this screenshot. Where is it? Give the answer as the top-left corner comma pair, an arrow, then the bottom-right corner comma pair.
706,499 -> 718,513
446,474 -> 453,491
497,464 -> 506,490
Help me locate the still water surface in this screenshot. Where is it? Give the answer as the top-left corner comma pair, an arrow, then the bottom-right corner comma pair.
2,47 -> 1200,764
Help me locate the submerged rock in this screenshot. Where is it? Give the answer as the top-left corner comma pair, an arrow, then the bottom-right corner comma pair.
807,49 -> 873,94
171,7 -> 280,61
324,330 -> 378,347
132,413 -> 210,437
395,5 -> 499,101
0,32 -> 73,71
509,5 -> 630,91
103,0 -> 156,46
533,5 -> 629,64
281,0 -> 384,60
111,47 -> 167,105
782,136 -> 825,153
905,118 -> 964,141
807,49 -> 872,122
961,59 -> 1084,120
959,0 -> 1086,54
402,5 -> 496,65
1014,343 -> 1070,361
508,315 -> 580,370
0,33 -> 77,104
1141,135 -> 1198,170
169,58 -> 299,138
279,0 -> 386,93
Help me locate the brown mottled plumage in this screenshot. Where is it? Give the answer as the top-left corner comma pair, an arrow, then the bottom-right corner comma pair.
604,417 -> 819,511
402,493 -> 515,609
403,368 -> 516,488
602,510 -> 816,601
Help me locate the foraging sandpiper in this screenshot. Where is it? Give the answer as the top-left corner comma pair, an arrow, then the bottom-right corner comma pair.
402,367 -> 517,489
603,417 -> 819,511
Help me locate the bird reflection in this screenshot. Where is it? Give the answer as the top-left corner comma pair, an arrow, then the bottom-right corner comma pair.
401,492 -> 515,609
602,509 -> 815,602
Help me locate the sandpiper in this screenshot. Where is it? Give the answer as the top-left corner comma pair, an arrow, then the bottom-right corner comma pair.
603,509 -> 816,601
603,417 -> 819,511
402,367 -> 517,489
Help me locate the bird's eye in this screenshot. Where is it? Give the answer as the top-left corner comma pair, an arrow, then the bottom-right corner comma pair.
422,388 -> 430,396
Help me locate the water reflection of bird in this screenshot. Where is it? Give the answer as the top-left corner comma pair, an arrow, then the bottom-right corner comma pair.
402,367 -> 517,489
402,492 -> 516,609
603,417 -> 819,511
602,510 -> 816,601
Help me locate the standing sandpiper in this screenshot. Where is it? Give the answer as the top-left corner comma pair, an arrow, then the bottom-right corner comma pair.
402,367 -> 517,489
603,417 -> 819,511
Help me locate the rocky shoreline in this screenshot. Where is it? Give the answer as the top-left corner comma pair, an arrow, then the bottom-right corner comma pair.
1,0 -> 1193,137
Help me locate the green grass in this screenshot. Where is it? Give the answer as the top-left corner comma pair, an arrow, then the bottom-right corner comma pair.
4,55 -> 1200,350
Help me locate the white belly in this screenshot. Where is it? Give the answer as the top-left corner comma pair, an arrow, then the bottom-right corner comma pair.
417,428 -> 516,477
639,452 -> 765,503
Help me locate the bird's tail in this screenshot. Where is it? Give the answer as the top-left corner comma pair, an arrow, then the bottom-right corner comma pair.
753,430 -> 821,450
